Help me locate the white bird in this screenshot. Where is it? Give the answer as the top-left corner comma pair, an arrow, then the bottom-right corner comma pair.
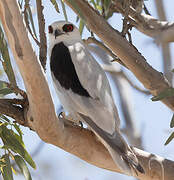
48,21 -> 144,176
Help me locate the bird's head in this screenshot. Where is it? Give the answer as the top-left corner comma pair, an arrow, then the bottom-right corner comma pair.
48,21 -> 82,49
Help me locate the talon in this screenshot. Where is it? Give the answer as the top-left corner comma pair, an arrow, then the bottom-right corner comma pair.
58,111 -> 65,118
79,121 -> 83,128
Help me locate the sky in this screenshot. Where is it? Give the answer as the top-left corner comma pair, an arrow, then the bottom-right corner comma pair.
3,0 -> 174,180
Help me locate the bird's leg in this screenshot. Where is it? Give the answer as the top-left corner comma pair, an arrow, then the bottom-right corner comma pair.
58,112 -> 83,128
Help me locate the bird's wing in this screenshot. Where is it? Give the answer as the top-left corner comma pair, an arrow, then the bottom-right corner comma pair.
68,41 -> 112,103
66,41 -> 120,131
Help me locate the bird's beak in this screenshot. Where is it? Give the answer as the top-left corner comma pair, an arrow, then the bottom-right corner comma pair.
55,29 -> 64,39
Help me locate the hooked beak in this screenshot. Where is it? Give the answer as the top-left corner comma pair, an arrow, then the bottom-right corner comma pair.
55,29 -> 64,39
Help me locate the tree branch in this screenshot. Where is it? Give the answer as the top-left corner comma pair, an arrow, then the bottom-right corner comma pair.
112,0 -> 174,43
154,0 -> 173,84
64,0 -> 174,111
0,99 -> 25,125
1,0 -> 174,179
36,0 -> 47,70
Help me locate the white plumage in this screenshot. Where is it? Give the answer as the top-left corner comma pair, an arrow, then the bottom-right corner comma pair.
48,21 -> 144,176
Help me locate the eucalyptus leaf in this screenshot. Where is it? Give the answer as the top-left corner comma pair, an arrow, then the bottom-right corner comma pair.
14,124 -> 23,141
14,155 -> 32,180
79,19 -> 85,35
50,0 -> 59,13
0,114 -> 10,123
0,80 -> 7,89
0,158 -> 6,167
96,5 -> 102,11
90,0 -> 97,9
1,154 -> 14,180
0,125 -> 36,169
61,0 -> 68,21
0,26 -> 17,86
0,88 -> 14,96
151,88 -> 174,101
103,0 -> 111,10
170,114 -> 174,128
165,132 -> 174,145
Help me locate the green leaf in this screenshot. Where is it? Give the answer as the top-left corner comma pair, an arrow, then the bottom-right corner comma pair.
90,0 -> 97,9
170,114 -> 174,128
0,26 -> 17,86
96,5 -> 102,11
1,154 -> 14,180
165,132 -> 174,145
0,88 -> 14,96
61,0 -> 68,21
0,81 -> 14,96
103,0 -> 111,10
0,114 -> 10,123
79,19 -> 85,35
0,158 -> 6,167
0,80 -> 6,89
14,155 -> 32,180
151,88 -> 174,101
14,124 -> 23,141
50,0 -> 59,13
0,125 -> 36,169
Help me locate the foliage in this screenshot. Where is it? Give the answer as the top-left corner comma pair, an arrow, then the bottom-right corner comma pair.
0,117 -> 35,180
0,26 -> 17,87
151,88 -> 174,145
0,24 -> 35,179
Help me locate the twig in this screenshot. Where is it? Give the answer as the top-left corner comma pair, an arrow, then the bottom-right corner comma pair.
84,37 -> 127,68
120,71 -> 150,95
4,81 -> 28,100
23,3 -> 40,46
101,64 -> 150,95
0,99 -> 26,126
36,0 -> 47,71
154,0 -> 173,84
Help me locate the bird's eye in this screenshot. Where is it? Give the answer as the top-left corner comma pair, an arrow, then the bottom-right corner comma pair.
48,25 -> 53,34
62,24 -> 74,32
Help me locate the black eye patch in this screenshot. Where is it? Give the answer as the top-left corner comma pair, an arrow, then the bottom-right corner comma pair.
48,25 -> 53,34
62,24 -> 74,32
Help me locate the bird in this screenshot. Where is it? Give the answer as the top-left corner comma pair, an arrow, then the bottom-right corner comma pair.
48,21 -> 144,176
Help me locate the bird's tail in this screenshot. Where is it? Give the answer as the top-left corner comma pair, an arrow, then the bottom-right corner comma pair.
78,113 -> 144,176
106,135 -> 145,176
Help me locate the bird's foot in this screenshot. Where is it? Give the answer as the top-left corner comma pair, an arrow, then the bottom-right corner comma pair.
58,112 -> 83,128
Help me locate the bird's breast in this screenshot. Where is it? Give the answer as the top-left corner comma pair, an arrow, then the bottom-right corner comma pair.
50,42 -> 90,97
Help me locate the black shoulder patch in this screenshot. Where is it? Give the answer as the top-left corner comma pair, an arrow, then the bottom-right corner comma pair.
50,42 -> 90,97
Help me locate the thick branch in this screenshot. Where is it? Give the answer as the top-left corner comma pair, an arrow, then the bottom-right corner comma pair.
64,0 -> 174,111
